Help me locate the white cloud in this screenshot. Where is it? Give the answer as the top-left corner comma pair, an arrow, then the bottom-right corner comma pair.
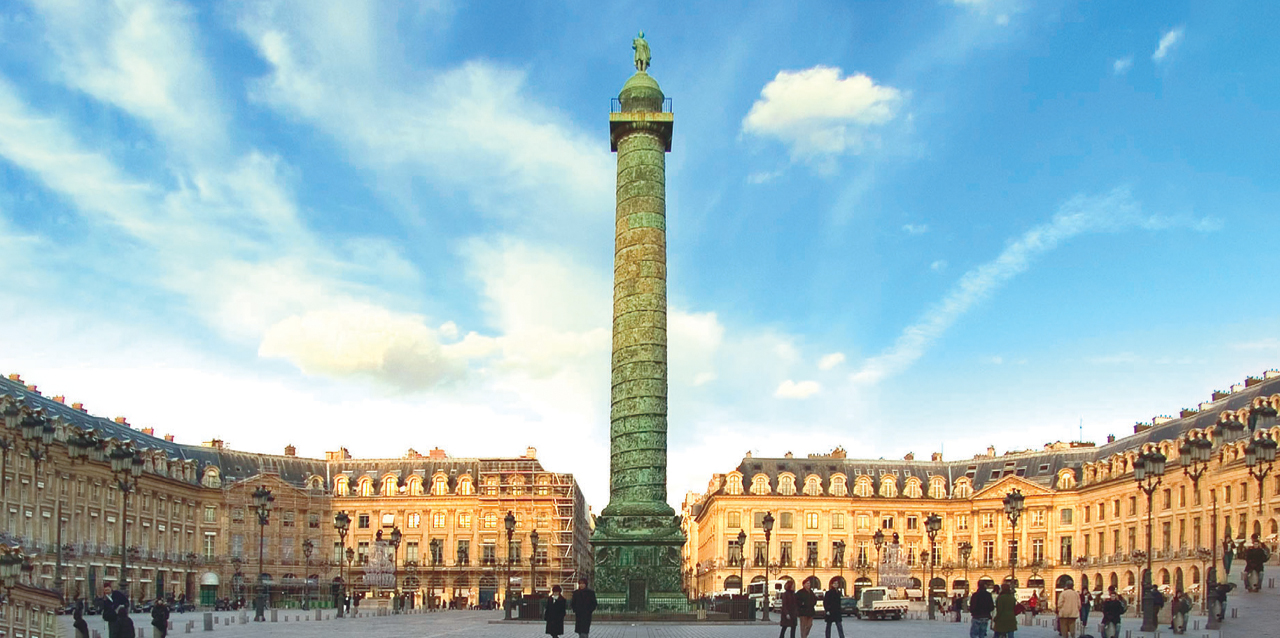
902,223 -> 930,235
775,379 -> 821,399
1153,27 -> 1185,62
818,352 -> 846,370
742,66 -> 903,162
1113,57 -> 1134,75
930,260 -> 948,272
851,188 -> 1222,386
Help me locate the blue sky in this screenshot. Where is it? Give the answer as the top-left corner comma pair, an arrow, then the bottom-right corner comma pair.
1,0 -> 1278,510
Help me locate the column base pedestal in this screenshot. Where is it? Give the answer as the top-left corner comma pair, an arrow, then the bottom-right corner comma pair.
591,512 -> 687,612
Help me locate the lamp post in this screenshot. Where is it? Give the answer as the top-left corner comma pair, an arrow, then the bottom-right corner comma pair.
926,513 -> 942,619
761,511 -> 774,622
109,442 -> 143,602
530,529 -> 539,597
503,511 -> 515,620
302,539 -> 314,610
1003,489 -> 1025,591
1134,449 -> 1166,633
1245,433 -> 1278,515
873,528 -> 886,587
1179,431 -> 1215,620
252,486 -> 274,622
834,539 -> 846,591
958,542 -> 972,594
387,527 -> 402,611
333,512 -> 350,618
737,529 -> 747,595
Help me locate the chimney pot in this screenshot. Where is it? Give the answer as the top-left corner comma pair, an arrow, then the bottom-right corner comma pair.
284,445 -> 297,457
931,452 -> 943,462
24,385 -> 38,394
114,417 -> 129,426
140,427 -> 154,436
6,374 -> 20,382
72,402 -> 86,412
904,452 -> 915,461
163,435 -> 175,442
428,447 -> 447,459
1107,434 -> 1116,443
51,395 -> 65,404
525,446 -> 537,459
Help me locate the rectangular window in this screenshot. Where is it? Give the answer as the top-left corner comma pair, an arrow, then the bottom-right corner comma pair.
857,515 -> 870,531
430,539 -> 444,565
456,540 -> 470,565
754,541 -> 767,564
358,514 -> 370,529
1113,499 -> 1121,518
283,511 -> 295,528
956,515 -> 969,530
907,516 -> 918,530
1060,536 -> 1073,563
1030,510 -> 1045,527
458,512 -> 472,528
1128,497 -> 1137,516
805,541 -> 818,566
806,512 -> 819,529
882,516 -> 895,530
333,541 -> 342,563
1178,486 -> 1186,508
1008,539 -> 1019,564
231,534 -> 244,558
1032,538 -> 1044,563
982,540 -> 995,566
1060,509 -> 1073,525
231,508 -> 244,524
1224,485 -> 1232,503
831,512 -> 845,530
1162,522 -> 1171,550
754,512 -> 766,528
727,511 -> 741,528
309,513 -> 320,529
281,537 -> 294,562
981,513 -> 994,529
780,541 -> 793,565
727,539 -> 742,565
482,542 -> 496,565
432,512 -> 446,528
1083,534 -> 1090,557
1127,528 -> 1136,553
381,513 -> 396,527
1241,482 -> 1248,503
357,541 -> 369,564
406,541 -> 419,563
204,506 -> 217,523
1193,517 -> 1202,548
408,513 -> 421,529
204,535 -> 215,560
779,512 -> 793,529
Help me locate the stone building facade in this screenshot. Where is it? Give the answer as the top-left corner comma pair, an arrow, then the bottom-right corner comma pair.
0,373 -> 592,610
684,370 -> 1280,604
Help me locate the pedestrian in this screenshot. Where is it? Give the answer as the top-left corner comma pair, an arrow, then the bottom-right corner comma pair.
1101,586 -> 1127,638
570,577 -> 597,638
151,597 -> 170,638
114,605 -> 135,638
1079,587 -> 1092,631
1055,584 -> 1080,638
796,580 -> 817,638
1169,587 -> 1191,634
1244,534 -> 1271,592
543,584 -> 567,638
992,583 -> 1018,638
1029,589 -> 1039,618
953,593 -> 964,622
969,583 -> 995,638
778,580 -> 798,638
822,584 -> 844,638
73,603 -> 90,638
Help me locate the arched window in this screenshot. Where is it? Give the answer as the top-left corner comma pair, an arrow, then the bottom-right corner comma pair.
358,477 -> 374,497
903,478 -> 923,499
953,478 -> 973,499
381,475 -> 399,496
307,475 -> 325,491
778,473 -> 797,496
803,475 -> 823,496
829,474 -> 847,497
457,475 -> 475,496
853,476 -> 874,498
406,476 -> 423,496
333,475 -> 349,497
725,473 -> 744,495
750,474 -> 772,495
1057,469 -> 1076,490
879,475 -> 898,498
430,474 -> 449,496
928,477 -> 947,499
510,475 -> 526,496
201,467 -> 222,489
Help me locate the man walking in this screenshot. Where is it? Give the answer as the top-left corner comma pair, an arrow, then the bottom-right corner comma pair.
795,580 -> 817,638
969,583 -> 995,638
1244,534 -> 1271,592
822,584 -> 844,638
570,577 -> 597,638
1055,583 -> 1080,638
151,597 -> 170,638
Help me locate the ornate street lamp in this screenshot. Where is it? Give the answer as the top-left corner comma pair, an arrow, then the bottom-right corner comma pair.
1134,449 -> 1166,632
1003,489 -> 1025,591
109,442 -> 143,602
503,511 -> 516,620
302,540 -> 314,610
388,527 -> 402,610
761,511 -> 775,622
873,528 -> 886,588
1179,431 -> 1219,625
0,395 -> 23,496
834,539 -> 846,591
926,513 -> 942,619
736,529 -> 747,595
530,529 -> 540,596
333,511 -> 350,618
958,541 -> 973,594
0,545 -> 31,603
252,486 -> 274,622
1245,433 -> 1277,515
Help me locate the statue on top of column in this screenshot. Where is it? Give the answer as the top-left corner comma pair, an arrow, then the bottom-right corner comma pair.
633,31 -> 651,72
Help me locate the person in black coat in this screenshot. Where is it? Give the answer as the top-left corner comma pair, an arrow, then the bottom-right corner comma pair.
151,597 -> 170,638
968,583 -> 995,638
822,586 -> 844,638
544,584 -> 567,637
114,605 -> 136,638
72,603 -> 90,638
570,577 -> 597,637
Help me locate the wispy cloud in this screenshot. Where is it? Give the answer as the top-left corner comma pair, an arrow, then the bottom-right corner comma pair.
742,66 -> 903,165
930,259 -> 948,272
1113,56 -> 1134,75
775,379 -> 821,399
903,223 -> 930,235
851,188 -> 1221,385
1153,27 -> 1185,62
818,352 -> 846,370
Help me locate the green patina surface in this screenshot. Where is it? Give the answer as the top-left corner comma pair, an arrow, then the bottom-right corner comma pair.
592,35 -> 686,612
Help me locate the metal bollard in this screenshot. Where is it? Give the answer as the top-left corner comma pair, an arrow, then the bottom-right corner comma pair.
203,613 -> 214,632
315,609 -> 322,621
270,609 -> 278,622
1231,608 -> 1237,618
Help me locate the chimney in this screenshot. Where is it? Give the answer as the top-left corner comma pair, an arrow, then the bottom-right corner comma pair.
428,447 -> 447,459
1212,390 -> 1230,401
1107,434 -> 1116,444
114,417 -> 130,427
6,374 -> 20,382
525,446 -> 537,459
831,446 -> 846,459
784,451 -> 794,459
203,439 -> 225,450
1245,376 -> 1264,388
744,451 -> 753,459
72,402 -> 86,412
1180,408 -> 1198,418
284,444 -> 296,457
987,446 -> 997,458
404,448 -> 423,459
1153,415 -> 1174,425
931,452 -> 943,462
140,427 -> 155,436
1134,422 -> 1151,434
1265,370 -> 1280,380
1231,383 -> 1246,393
163,435 -> 175,442
52,395 -> 65,404
24,385 -> 38,395
904,452 -> 915,461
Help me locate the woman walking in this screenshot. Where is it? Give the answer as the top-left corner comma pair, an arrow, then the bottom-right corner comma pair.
543,584 -> 567,638
992,584 -> 1018,638
778,580 -> 798,638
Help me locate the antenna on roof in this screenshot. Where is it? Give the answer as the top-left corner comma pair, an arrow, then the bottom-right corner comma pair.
1079,418 -> 1083,443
